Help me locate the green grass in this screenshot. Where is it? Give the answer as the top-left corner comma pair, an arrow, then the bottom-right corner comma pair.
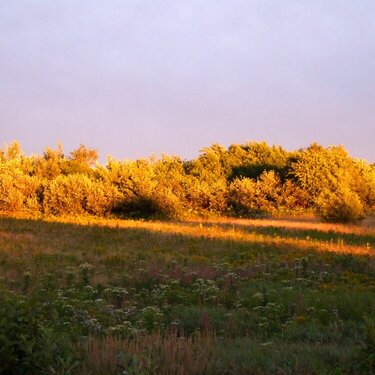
0,215 -> 374,374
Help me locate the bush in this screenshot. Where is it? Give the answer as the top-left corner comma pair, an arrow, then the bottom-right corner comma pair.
228,178 -> 258,216
1,141 -> 374,220
43,174 -> 121,216
228,171 -> 283,217
0,292 -> 78,374
279,180 -> 311,212
315,186 -> 365,223
0,163 -> 40,213
85,180 -> 122,216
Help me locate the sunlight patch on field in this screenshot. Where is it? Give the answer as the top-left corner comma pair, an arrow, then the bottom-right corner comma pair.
29,215 -> 375,257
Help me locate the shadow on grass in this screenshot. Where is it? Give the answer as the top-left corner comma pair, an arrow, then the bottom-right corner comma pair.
0,215 -> 373,263
213,221 -> 375,247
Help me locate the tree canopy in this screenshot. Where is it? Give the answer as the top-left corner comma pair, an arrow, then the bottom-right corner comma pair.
0,141 -> 373,223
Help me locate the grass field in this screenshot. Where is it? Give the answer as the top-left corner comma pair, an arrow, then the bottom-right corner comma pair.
0,214 -> 374,374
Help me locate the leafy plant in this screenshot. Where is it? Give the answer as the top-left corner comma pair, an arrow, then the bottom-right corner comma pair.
0,291 -> 79,374
315,186 -> 365,223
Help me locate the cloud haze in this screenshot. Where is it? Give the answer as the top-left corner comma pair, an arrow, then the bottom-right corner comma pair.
1,0 -> 374,161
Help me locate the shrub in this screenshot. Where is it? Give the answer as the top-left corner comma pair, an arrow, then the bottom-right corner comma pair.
1,140 -> 374,220
43,174 -> 89,215
43,174 -> 121,216
184,177 -> 228,216
255,170 -> 283,213
351,160 -> 375,211
152,187 -> 187,219
228,171 -> 283,217
279,180 -> 311,212
315,186 -> 365,223
85,180 -> 122,216
0,292 -> 78,374
113,186 -> 187,219
0,163 -> 40,213
138,306 -> 164,332
228,178 -> 258,216
291,144 -> 354,198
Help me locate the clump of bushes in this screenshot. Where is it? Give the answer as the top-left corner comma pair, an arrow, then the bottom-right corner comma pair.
228,171 -> 310,218
0,164 -> 41,213
0,140 -> 374,222
291,144 -> 375,223
43,174 -> 121,216
315,187 -> 365,223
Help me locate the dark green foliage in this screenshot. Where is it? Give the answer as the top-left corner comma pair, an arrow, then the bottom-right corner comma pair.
230,163 -> 287,181
358,316 -> 375,372
0,291 -> 79,374
228,142 -> 289,180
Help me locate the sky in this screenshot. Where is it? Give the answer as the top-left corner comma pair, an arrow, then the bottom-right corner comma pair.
0,0 -> 374,162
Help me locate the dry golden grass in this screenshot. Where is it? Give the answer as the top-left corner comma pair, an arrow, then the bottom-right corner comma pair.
191,216 -> 375,236
30,214 -> 374,257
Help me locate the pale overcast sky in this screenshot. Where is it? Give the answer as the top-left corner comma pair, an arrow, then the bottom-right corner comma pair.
0,1 -> 374,162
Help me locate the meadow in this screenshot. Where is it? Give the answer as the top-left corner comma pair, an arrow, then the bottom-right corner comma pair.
0,214 -> 374,374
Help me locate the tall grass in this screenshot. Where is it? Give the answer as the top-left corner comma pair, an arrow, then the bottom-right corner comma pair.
0,213 -> 374,373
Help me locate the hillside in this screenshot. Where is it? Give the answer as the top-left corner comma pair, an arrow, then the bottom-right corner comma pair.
0,214 -> 374,373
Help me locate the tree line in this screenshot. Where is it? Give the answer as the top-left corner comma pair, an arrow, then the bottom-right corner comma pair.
0,141 -> 374,223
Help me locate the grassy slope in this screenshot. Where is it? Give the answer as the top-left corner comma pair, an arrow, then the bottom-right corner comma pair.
0,214 -> 374,374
